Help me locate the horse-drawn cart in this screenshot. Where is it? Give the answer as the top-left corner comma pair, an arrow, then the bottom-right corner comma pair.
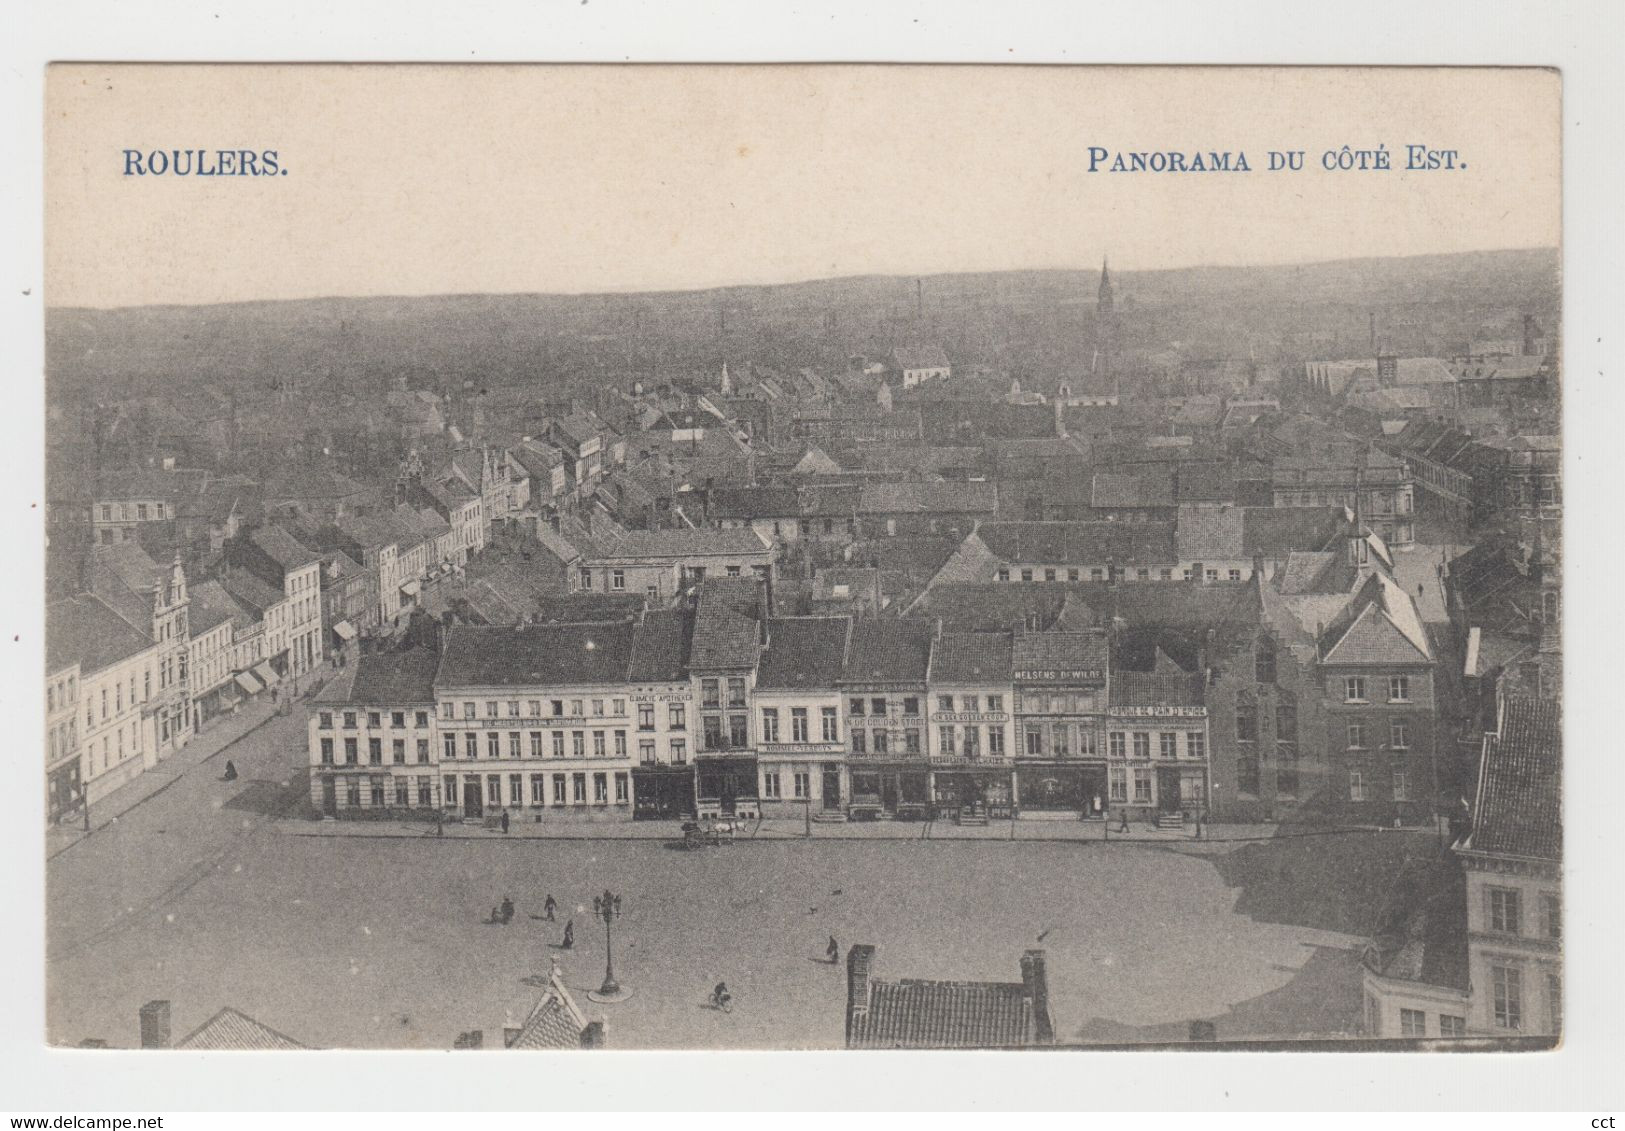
681,818 -> 739,848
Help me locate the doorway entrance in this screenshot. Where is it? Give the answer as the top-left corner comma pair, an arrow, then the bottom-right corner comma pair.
1157,765 -> 1182,813
821,767 -> 842,810
321,777 -> 337,817
463,778 -> 483,819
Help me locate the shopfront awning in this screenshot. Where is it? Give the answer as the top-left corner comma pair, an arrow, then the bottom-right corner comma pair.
400,579 -> 422,597
253,661 -> 281,687
234,671 -> 263,694
332,620 -> 357,641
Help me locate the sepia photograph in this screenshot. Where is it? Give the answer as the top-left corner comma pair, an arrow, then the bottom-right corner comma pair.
37,62 -> 1564,1062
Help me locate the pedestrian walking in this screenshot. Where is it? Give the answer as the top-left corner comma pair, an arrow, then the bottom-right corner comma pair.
562,919 -> 574,949
1118,811 -> 1130,833
500,810 -> 510,834
500,895 -> 515,924
222,760 -> 238,782
271,687 -> 279,705
826,935 -> 839,964
544,894 -> 557,922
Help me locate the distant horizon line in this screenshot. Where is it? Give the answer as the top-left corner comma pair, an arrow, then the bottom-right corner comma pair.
46,244 -> 1560,314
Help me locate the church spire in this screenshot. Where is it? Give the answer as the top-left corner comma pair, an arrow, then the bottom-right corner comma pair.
1097,256 -> 1114,314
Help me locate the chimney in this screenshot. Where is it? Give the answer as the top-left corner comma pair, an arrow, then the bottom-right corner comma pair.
454,1030 -> 484,1049
580,1019 -> 607,1049
1020,950 -> 1055,1044
138,1000 -> 172,1049
503,1023 -> 522,1048
845,944 -> 877,1045
1368,311 -> 1376,354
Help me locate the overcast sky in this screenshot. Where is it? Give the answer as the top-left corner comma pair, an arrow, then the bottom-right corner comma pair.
46,65 -> 1559,308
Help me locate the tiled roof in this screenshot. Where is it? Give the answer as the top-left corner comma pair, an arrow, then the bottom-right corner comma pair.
530,594 -> 646,624
46,595 -> 154,675
334,512 -> 400,553
90,541 -> 166,594
709,485 -> 801,519
1091,468 -> 1175,509
857,481 -> 998,516
348,649 -> 441,705
849,975 -> 1037,1049
757,617 -> 851,689
688,578 -> 767,671
250,525 -> 320,571
1109,671 -> 1205,708
436,621 -> 636,687
976,522 -> 1178,567
509,439 -> 565,476
1174,506 -> 1246,560
840,619 -> 933,686
910,582 -> 1247,635
627,609 -> 693,683
220,569 -> 285,617
1275,551 -> 1349,595
928,632 -> 1014,684
798,484 -> 863,517
1012,631 -> 1109,673
589,528 -> 770,561
1319,572 -> 1432,665
175,1006 -> 308,1050
1468,695 -> 1561,861
1242,507 -> 1347,556
187,579 -> 245,636
551,413 -> 602,448
508,977 -> 593,1050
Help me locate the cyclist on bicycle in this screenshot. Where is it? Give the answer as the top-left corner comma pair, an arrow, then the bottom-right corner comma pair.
711,981 -> 732,1011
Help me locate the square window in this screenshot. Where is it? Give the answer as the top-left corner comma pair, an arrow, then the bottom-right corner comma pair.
1400,1008 -> 1426,1037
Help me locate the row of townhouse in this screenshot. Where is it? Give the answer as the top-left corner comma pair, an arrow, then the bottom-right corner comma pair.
921,508 -> 1354,592
44,523 -> 329,822
907,521 -> 1443,829
318,493 -> 480,642
304,578 -> 1214,825
45,546 -> 195,819
707,481 -> 999,545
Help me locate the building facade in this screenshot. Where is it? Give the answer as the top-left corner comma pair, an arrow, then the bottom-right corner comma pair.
753,616 -> 851,819
434,623 -> 638,820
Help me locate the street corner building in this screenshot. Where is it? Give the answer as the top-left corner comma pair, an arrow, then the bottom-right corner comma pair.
1360,693 -> 1561,1042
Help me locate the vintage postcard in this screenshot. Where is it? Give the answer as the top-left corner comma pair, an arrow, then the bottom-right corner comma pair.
42,64 -> 1561,1053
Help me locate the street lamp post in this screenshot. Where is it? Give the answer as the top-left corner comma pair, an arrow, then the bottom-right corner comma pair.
587,889 -> 632,1003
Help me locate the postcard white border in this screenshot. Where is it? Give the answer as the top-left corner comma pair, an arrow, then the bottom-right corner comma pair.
5,0 -> 1621,1114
